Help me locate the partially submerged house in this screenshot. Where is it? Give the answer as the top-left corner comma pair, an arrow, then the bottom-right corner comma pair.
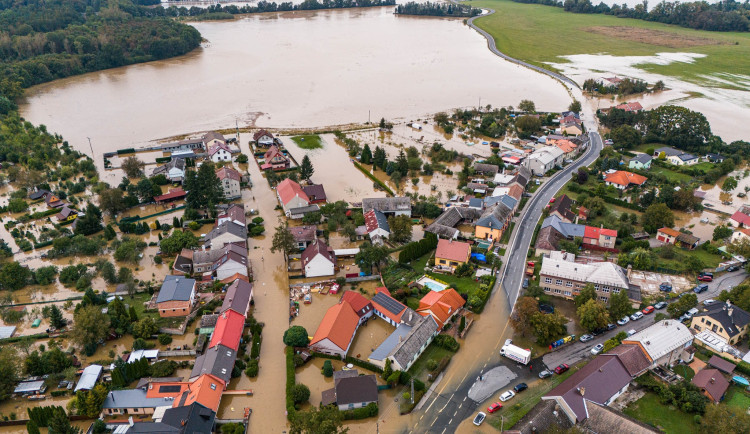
215,166 -> 242,200
321,371 -> 378,411
434,239 -> 471,273
156,276 -> 197,317
301,238 -> 336,278
291,225 -> 317,251
364,209 -> 390,244
362,197 -> 411,217
309,300 -> 361,358
262,145 -> 290,171
151,158 -> 186,183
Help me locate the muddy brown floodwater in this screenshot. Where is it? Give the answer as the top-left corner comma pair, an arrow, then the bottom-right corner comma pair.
19,7 -> 569,175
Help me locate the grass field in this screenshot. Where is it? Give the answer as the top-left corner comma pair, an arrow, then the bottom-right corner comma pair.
468,0 -> 750,87
407,343 -> 454,380
623,392 -> 701,434
291,134 -> 323,149
724,385 -> 750,412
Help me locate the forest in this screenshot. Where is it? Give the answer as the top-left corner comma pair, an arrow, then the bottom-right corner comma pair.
163,0 -> 397,18
0,0 -> 202,107
395,1 -> 482,17
511,0 -> 750,32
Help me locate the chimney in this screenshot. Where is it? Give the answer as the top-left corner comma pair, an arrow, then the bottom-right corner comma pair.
578,387 -> 585,396
728,308 -> 733,318
627,264 -> 632,279
710,378 -> 715,384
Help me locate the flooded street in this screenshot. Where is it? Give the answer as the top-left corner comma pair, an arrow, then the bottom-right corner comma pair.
19,7 -> 570,172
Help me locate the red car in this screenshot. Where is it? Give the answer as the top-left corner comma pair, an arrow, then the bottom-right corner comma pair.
554,364 -> 569,374
697,275 -> 713,282
642,306 -> 655,314
487,402 -> 503,413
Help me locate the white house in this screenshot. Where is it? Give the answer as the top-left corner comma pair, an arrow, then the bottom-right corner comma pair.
208,142 -> 233,163
277,179 -> 310,216
215,166 -> 242,199
253,129 -> 275,147
151,158 -> 186,183
731,228 -> 750,244
302,239 -> 336,277
524,146 -> 564,176
214,250 -> 249,281
668,153 -> 699,166
364,209 -> 390,244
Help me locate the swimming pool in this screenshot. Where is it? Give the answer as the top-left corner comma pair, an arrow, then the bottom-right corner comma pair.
417,276 -> 448,292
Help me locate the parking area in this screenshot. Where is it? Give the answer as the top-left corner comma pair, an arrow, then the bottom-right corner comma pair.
628,271 -> 694,297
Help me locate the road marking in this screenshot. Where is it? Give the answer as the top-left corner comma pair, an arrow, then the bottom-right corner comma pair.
448,418 -> 453,425
454,410 -> 458,417
420,415 -> 424,421
463,396 -> 467,402
441,428 -> 447,434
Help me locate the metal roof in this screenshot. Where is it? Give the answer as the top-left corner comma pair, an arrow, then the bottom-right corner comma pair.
74,365 -> 103,392
157,275 -> 196,303
13,380 -> 45,394
622,320 -> 693,362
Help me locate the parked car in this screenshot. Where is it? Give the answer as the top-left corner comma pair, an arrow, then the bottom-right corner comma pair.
659,282 -> 672,292
686,307 -> 700,317
473,412 -> 486,426
703,299 -> 717,306
679,313 -> 690,322
727,265 -> 740,272
604,139 -> 614,145
591,343 -> 604,355
627,329 -> 637,337
607,323 -> 617,331
487,403 -> 502,413
694,284 -> 709,293
697,275 -> 713,282
499,390 -> 516,402
630,312 -> 644,321
514,383 -> 528,393
617,316 -> 630,326
654,301 -> 667,310
579,334 -> 594,343
539,369 -> 553,379
705,203 -> 714,208
554,364 -> 569,374
523,278 -> 529,288
642,306 -> 655,315
592,327 -> 607,336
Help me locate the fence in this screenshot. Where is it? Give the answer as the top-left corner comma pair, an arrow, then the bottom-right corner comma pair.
159,349 -> 196,357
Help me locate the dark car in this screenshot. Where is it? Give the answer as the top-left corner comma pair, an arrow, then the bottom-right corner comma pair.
514,383 -> 528,393
694,284 -> 709,293
539,304 -> 555,314
554,364 -> 569,374
607,323 -> 617,331
592,327 -> 607,336
659,282 -> 672,292
727,265 -> 740,272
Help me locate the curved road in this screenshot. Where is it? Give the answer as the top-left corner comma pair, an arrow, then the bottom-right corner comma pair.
466,8 -> 580,89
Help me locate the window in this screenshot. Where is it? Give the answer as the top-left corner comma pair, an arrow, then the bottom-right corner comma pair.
712,325 -> 718,333
705,320 -> 711,326
594,284 -> 599,290
555,279 -> 563,286
564,291 -> 571,296
565,281 -> 572,287
210,383 -> 217,390
599,296 -> 608,302
545,277 -> 552,284
348,404 -> 354,409
694,324 -> 701,331
554,289 -> 562,294
602,288 -> 610,293
544,287 -> 551,292
612,289 -> 620,294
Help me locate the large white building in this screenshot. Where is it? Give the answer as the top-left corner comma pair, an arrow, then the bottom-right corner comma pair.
524,146 -> 564,176
622,320 -> 694,367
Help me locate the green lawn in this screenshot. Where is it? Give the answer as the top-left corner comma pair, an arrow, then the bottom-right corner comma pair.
291,134 -> 323,150
654,246 -> 725,271
724,385 -> 750,412
650,165 -> 693,183
674,364 -> 695,381
425,270 -> 480,298
468,0 -> 750,88
407,343 -> 453,380
624,392 -> 701,434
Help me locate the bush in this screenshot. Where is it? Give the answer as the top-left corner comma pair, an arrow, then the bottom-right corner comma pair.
426,359 -> 438,371
290,383 -> 310,404
342,402 -> 378,420
245,359 -> 259,377
283,326 -> 309,347
158,334 -> 173,345
433,335 -> 460,352
322,360 -> 333,377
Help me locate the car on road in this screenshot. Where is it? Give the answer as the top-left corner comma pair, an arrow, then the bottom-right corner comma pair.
659,282 -> 672,292
592,327 -> 608,336
642,306 -> 655,315
554,364 -> 569,374
703,299 -> 717,306
487,403 -> 502,414
539,369 -> 553,379
627,329 -> 637,337
473,412 -> 486,426
579,334 -> 594,343
654,301 -> 667,310
617,316 -> 630,326
704,203 -> 714,208
499,390 -> 516,402
514,383 -> 528,393
694,284 -> 709,294
630,312 -> 644,321
607,323 -> 617,331
591,343 -> 604,355
697,275 -> 713,282
523,278 -> 529,288
679,313 -> 690,322
727,265 -> 740,272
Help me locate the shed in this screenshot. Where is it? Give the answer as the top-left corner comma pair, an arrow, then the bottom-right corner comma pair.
0,326 -> 16,339
707,355 -> 736,374
32,319 -> 42,328
13,380 -> 46,395
75,365 -> 103,392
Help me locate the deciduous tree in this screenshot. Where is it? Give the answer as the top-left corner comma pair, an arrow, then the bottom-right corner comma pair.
98,188 -> 126,216
608,289 -> 632,321
387,215 -> 412,243
642,203 -> 674,234
289,405 -> 347,434
530,312 -> 567,345
518,99 -> 536,113
510,297 -> 538,337
283,326 -> 309,347
271,220 -> 297,262
71,305 -> 110,355
121,156 -> 145,178
577,299 -> 610,332
574,283 -> 597,308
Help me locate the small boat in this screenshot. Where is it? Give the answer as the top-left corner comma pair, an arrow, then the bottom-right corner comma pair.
303,294 -> 312,304
732,375 -> 750,387
28,394 -> 46,401
482,141 -> 489,145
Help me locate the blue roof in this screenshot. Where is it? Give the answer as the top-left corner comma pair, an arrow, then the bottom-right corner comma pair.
157,275 -> 196,303
369,324 -> 413,361
372,209 -> 390,231
469,198 -> 483,209
541,215 -> 585,238
499,195 -> 517,210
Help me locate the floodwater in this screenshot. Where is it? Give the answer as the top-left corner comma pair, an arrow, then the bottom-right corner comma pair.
19,7 -> 570,172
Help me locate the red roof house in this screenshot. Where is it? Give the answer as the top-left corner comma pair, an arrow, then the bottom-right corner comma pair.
583,226 -> 618,249
309,300 -> 361,358
417,288 -> 465,328
614,102 -> 643,112
603,171 -> 647,190
209,310 -> 245,351
277,179 -> 310,212
340,291 -> 374,321
155,188 -> 187,203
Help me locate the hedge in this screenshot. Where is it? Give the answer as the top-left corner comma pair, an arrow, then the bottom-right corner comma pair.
50,390 -> 68,397
344,356 -> 384,374
352,160 -> 395,196
286,347 -> 297,420
34,240 -> 53,249
0,333 -> 49,344
399,232 -> 438,264
22,209 -> 59,221
311,351 -> 341,361
342,403 -> 378,420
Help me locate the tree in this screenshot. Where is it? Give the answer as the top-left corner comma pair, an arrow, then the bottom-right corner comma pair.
582,196 -> 607,217
99,188 -> 126,216
132,317 -> 158,339
576,168 -> 589,184
608,289 -> 632,321
530,312 -> 567,345
713,225 -> 733,241
510,297 -> 538,337
609,125 -> 641,149
577,299 -> 610,332
354,242 -> 389,274
515,115 -> 541,133
300,155 -> 315,180
185,161 -> 223,213
518,99 -> 536,113
271,220 -> 297,262
701,401 -> 750,433
568,100 -> 582,113
76,384 -> 108,417
49,305 -> 66,329
47,409 -> 81,434
7,198 -> 28,213
722,176 -> 738,192
668,293 -> 698,318
0,261 -> 31,291
74,204 -> 103,236
290,383 -> 310,404
0,347 -> 19,401
360,144 -> 372,165
71,305 -> 110,355
34,266 -> 58,286
382,358 -> 393,381
574,283 -> 597,308
322,360 -> 333,377
642,203 -> 674,234
289,405 -> 347,434
388,215 -> 413,243
373,146 -> 387,170
159,230 -> 199,255
283,326 -> 309,347
121,156 -> 145,178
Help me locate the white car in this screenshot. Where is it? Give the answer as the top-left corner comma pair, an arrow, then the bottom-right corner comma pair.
617,316 -> 630,326
473,412 -> 486,426
627,329 -> 637,337
591,344 -> 604,355
703,299 -> 717,306
630,312 -> 644,321
499,390 -> 516,402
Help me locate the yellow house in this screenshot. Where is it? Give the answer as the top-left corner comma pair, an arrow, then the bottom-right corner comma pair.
474,203 -> 513,242
434,239 -> 471,273
55,206 -> 78,222
690,301 -> 750,345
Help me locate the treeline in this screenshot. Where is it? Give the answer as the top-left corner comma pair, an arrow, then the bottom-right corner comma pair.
0,0 -> 202,106
168,0 -> 397,18
582,77 -> 663,95
395,1 -> 482,17
510,0 -> 750,32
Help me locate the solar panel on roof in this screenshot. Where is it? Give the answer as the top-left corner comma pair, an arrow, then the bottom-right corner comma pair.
159,385 -> 182,393
373,293 -> 405,316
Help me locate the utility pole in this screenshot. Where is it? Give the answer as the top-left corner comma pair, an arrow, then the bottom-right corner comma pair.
236,119 -> 240,146
410,378 -> 414,404
368,110 -> 371,124
87,137 -> 94,159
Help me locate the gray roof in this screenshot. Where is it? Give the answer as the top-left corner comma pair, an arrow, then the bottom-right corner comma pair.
475,203 -> 512,230
204,221 -> 247,246
630,154 -> 652,164
221,279 -> 253,315
541,254 -> 632,291
13,380 -> 45,394
135,377 -> 184,389
127,422 -> 180,433
389,315 -> 438,369
192,243 -> 246,266
362,197 -> 411,213
425,206 -> 482,238
152,158 -> 185,177
157,275 -> 196,303
288,204 -> 321,216
694,302 -> 750,339
624,320 -> 693,361
161,402 -> 216,434
473,163 -> 499,175
468,198 -> 484,209
0,326 -> 16,339
369,323 -> 413,362
655,146 -> 682,157
75,365 -> 103,392
677,153 -> 697,161
190,344 -> 236,384
541,215 -> 585,238
498,195 -> 518,210
334,375 -> 378,405
102,389 -> 172,409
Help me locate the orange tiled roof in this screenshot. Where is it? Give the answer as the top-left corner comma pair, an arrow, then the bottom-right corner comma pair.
145,381 -> 189,398
658,227 -> 681,237
417,288 -> 466,328
435,239 -> 471,263
310,300 -> 360,351
603,171 -> 647,187
174,374 -> 224,412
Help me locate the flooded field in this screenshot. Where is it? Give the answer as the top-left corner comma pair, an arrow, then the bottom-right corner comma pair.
19,7 -> 570,174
